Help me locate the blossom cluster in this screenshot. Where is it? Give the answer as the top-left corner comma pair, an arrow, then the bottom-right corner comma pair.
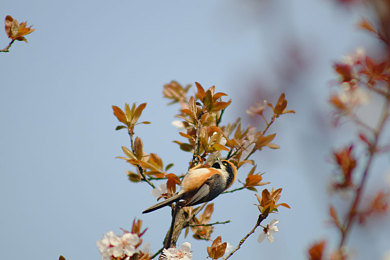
97,231 -> 140,260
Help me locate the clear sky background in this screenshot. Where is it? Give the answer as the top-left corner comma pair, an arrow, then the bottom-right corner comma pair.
1,0 -> 389,259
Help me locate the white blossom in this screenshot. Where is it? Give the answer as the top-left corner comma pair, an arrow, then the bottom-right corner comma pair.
172,120 -> 185,129
161,242 -> 192,260
152,183 -> 168,198
342,47 -> 365,65
258,219 -> 279,243
97,231 -> 140,259
338,82 -> 370,107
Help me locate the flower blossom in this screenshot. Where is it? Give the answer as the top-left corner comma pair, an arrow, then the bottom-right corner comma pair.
258,219 -> 279,243
152,183 -> 169,199
161,242 -> 192,260
97,231 -> 140,259
338,82 -> 370,108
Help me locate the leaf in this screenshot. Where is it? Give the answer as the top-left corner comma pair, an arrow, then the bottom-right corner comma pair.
165,163 -> 174,171
278,203 -> 291,209
115,125 -> 127,131
112,105 -> 127,124
127,170 -> 141,182
267,143 -> 280,149
122,146 -> 136,159
195,82 -> 206,100
211,100 -> 232,112
255,133 -> 276,149
358,18 -> 376,34
4,15 -> 35,41
149,153 -> 163,170
125,103 -> 131,121
211,143 -> 230,152
179,132 -> 193,139
134,137 -> 144,160
274,93 -> 287,116
139,121 -> 151,125
132,103 -> 147,125
212,92 -> 227,101
246,186 -> 258,192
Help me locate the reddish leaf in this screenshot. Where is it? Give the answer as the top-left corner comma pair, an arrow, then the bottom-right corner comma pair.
112,105 -> 127,124
132,103 -> 147,124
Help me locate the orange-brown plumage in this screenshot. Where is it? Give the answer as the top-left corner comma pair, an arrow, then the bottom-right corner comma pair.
142,160 -> 237,214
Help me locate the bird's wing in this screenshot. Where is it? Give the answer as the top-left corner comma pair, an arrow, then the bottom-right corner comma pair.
185,174 -> 224,206
185,183 -> 211,206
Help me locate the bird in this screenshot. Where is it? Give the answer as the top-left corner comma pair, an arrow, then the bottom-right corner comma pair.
142,160 -> 237,214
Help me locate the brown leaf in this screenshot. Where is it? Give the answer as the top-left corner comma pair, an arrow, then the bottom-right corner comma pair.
274,93 -> 287,116
166,173 -> 181,194
308,240 -> 326,260
211,100 -> 232,112
195,82 -> 206,101
4,15 -> 35,41
357,18 -> 376,34
207,236 -> 227,259
132,103 -> 147,125
148,153 -> 163,170
134,137 -> 144,160
127,170 -> 141,183
112,105 -> 128,124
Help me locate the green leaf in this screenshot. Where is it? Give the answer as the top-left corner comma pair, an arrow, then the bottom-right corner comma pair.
165,163 -> 174,171
115,125 -> 127,131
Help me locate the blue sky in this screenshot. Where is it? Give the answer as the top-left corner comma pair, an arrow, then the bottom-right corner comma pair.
1,0 -> 389,259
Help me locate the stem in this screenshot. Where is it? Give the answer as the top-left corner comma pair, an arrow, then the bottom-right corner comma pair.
137,165 -> 155,189
223,186 -> 245,194
188,220 -> 230,227
150,248 -> 163,259
223,212 -> 269,260
338,95 -> 390,249
216,109 -> 225,126
0,39 -> 15,52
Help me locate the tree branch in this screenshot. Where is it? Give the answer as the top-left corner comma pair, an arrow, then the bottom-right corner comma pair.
223,212 -> 269,260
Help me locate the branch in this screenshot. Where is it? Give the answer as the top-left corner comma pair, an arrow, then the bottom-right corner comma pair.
0,40 -> 15,52
338,95 -> 390,249
188,220 -> 230,227
150,248 -> 163,259
223,186 -> 245,194
137,165 -> 155,189
223,212 -> 269,260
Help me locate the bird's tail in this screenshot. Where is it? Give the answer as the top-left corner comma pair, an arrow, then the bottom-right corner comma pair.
142,194 -> 183,214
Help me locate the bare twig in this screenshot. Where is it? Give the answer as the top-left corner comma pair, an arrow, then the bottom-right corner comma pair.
188,220 -> 230,227
0,40 -> 15,52
338,96 -> 390,249
223,211 -> 269,260
223,186 -> 245,194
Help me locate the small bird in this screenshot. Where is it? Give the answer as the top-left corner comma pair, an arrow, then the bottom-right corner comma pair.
142,160 -> 237,214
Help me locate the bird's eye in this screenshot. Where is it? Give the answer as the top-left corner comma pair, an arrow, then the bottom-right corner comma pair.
212,162 -> 221,169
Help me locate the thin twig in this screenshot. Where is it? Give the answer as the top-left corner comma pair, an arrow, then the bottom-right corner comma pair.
223,212 -> 269,260
137,165 -> 156,189
338,95 -> 390,249
150,247 -> 163,259
223,186 -> 245,194
188,220 -> 230,227
0,40 -> 15,52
